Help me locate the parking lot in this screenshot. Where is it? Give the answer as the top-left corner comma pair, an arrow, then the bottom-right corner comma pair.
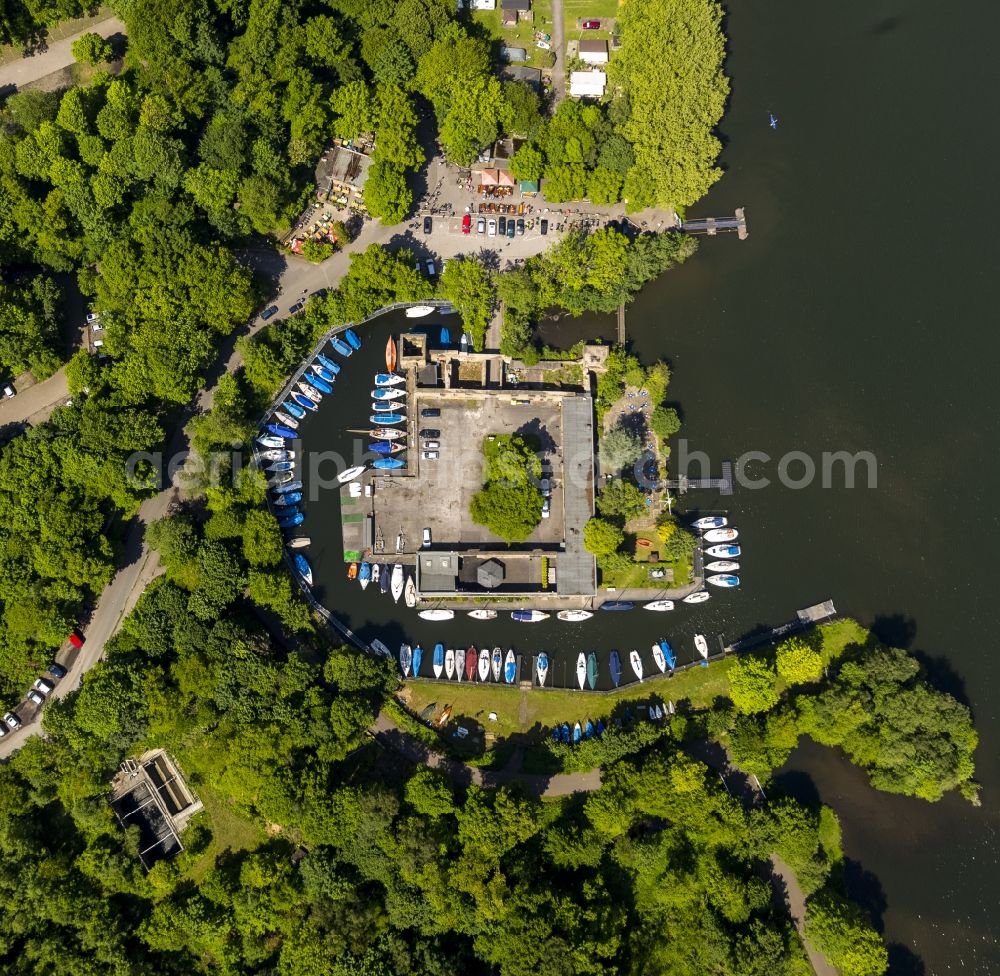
370,393 -> 567,556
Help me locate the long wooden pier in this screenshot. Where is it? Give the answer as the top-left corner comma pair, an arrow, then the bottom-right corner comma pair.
617,304 -> 625,344
680,207 -> 748,240
665,461 -> 734,495
724,600 -> 838,655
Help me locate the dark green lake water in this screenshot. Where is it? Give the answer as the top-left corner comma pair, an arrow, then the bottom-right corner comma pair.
295,1 -> 1000,968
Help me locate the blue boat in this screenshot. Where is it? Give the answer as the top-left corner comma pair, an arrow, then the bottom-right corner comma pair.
281,400 -> 306,419
560,723 -> 571,744
504,649 -> 516,684
372,457 -> 405,470
601,601 -> 635,612
572,722 -> 582,744
411,644 -> 423,677
312,365 -> 336,383
379,564 -> 390,594
370,412 -> 404,425
584,719 -> 594,740
292,554 -> 313,585
330,336 -> 352,356
552,727 -> 561,743
369,441 -> 395,455
274,491 -> 302,506
344,328 -> 361,350
272,480 -> 303,494
440,327 -> 450,345
609,650 -> 622,688
596,719 -> 606,737
291,393 -> 318,411
277,511 -> 304,529
267,461 -> 294,472
302,373 -> 333,394
358,561 -> 371,586
491,648 -> 502,681
433,643 -> 444,678
265,423 -> 297,439
316,353 -> 340,374
659,638 -> 676,671
374,372 -> 402,386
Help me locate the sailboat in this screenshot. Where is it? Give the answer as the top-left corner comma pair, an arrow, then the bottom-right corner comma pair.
643,600 -> 675,612
405,305 -> 435,318
369,427 -> 405,441
257,435 -> 285,449
358,562 -> 371,589
504,649 -> 516,683
465,646 -> 477,681
273,411 -> 300,429
682,590 -> 711,604
379,564 -> 390,594
491,647 -> 502,682
301,374 -> 332,394
418,608 -> 454,621
369,441 -> 406,455
691,516 -> 727,530
511,609 -> 549,623
330,335 -> 352,356
286,537 -> 310,549
659,638 -> 676,671
609,650 -> 622,688
312,364 -> 337,383
536,652 -> 549,687
316,353 -> 340,374
432,644 -> 444,679
371,564 -> 380,587
404,575 -> 417,608
704,527 -> 738,543
468,609 -> 497,620
297,383 -> 322,403
769,112 -> 778,129
375,372 -> 405,387
347,562 -> 357,580
292,554 -> 313,586
576,653 -> 587,690
371,413 -> 405,426
706,544 -> 741,558
374,457 -> 406,470
630,650 -> 644,682
259,449 -> 293,462
371,388 -> 406,401
266,423 -> 297,440
391,564 -> 404,603
455,647 -> 465,681
291,392 -> 318,412
477,647 -> 490,682
337,465 -> 365,484
344,328 -> 361,350
587,652 -> 598,690
707,574 -> 740,588
445,648 -> 455,680
652,642 -> 667,674
281,400 -> 306,419
695,634 -> 709,660
266,461 -> 294,473
572,722 -> 582,743
411,644 -> 422,677
557,610 -> 593,622
705,560 -> 740,573
385,336 -> 397,371
273,492 -> 301,507
277,511 -> 303,529
399,643 -> 412,677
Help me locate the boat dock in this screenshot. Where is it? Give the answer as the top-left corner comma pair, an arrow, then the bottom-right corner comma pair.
723,600 -> 838,655
680,207 -> 748,240
617,304 -> 626,344
665,461 -> 734,495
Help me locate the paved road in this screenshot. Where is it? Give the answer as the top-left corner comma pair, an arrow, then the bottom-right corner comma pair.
550,0 -> 566,107
0,368 -> 69,429
0,17 -> 125,92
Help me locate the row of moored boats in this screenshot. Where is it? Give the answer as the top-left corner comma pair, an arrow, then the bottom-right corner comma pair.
551,701 -> 676,745
690,515 -> 743,593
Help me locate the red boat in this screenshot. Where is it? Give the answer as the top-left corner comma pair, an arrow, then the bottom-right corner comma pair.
464,645 -> 477,681
385,336 -> 396,372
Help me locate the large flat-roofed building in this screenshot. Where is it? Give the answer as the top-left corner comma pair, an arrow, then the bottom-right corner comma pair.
569,70 -> 607,99
353,341 -> 597,602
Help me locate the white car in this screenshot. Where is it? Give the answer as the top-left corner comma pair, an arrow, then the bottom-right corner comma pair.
542,498 -> 550,518
85,312 -> 100,324
2,384 -> 14,398
33,678 -> 53,695
27,690 -> 44,706
422,451 -> 439,460
422,528 -> 432,547
477,217 -> 486,234
3,711 -> 21,730
423,440 -> 440,450
487,219 -> 497,237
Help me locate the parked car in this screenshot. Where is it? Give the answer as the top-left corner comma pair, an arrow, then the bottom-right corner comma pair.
422,528 -> 432,546
425,258 -> 436,276
419,428 -> 440,438
48,663 -> 67,679
462,213 -> 472,234
33,678 -> 53,696
423,215 -> 433,235
498,216 -> 507,236
27,690 -> 44,706
93,339 -> 104,348
477,216 -> 486,234
261,305 -> 279,321
288,301 -> 304,315
68,631 -> 85,649
516,218 -> 525,235
542,498 -> 551,518
421,451 -> 439,460
540,218 -> 549,235
312,288 -> 328,299
85,312 -> 100,324
91,320 -> 105,331
582,19 -> 601,29
3,711 -> 21,730
540,477 -> 551,497
507,220 -> 516,239
3,384 -> 14,398
421,408 -> 441,418
487,219 -> 497,237
0,724 -> 7,738
423,440 -> 440,450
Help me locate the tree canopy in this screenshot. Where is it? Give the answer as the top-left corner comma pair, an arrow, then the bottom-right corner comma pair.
469,434 -> 543,543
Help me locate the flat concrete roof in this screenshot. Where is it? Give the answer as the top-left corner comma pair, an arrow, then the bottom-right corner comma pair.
557,396 -> 596,595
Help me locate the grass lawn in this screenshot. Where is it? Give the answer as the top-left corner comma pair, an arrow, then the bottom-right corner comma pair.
182,785 -> 265,884
563,0 -> 622,42
472,0 -> 554,70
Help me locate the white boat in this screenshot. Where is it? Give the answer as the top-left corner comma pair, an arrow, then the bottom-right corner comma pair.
576,653 -> 587,690
370,427 -> 405,440
630,650 -> 644,682
651,643 -> 667,673
433,645 -> 444,679
445,648 -> 455,680
704,527 -> 739,543
259,449 -> 293,461
399,643 -> 412,677
477,648 -> 490,682
706,544 -> 741,559
557,610 -> 593,622
468,609 -> 497,620
418,608 -> 454,621
375,374 -> 406,388
297,383 -> 322,403
705,560 -> 740,573
695,634 -> 709,659
643,600 -> 675,612
455,647 -> 465,681
370,639 -> 391,658
511,609 -> 550,623
371,388 -> 406,401
692,516 -> 727,530
504,648 -> 516,683
491,647 -> 502,682
404,576 -> 417,608
337,465 -> 366,484
406,305 -> 435,318
536,652 -> 549,687
391,564 -> 404,603
683,590 -> 711,604
287,537 -> 311,549
257,435 -> 285,449
371,564 -> 380,585
707,574 -> 740,588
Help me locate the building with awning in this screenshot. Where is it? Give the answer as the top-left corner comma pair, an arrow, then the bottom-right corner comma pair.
569,71 -> 606,99
479,168 -> 499,186
498,169 -> 517,187
519,179 -> 540,195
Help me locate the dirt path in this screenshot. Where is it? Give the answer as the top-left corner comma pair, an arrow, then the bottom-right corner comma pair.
772,855 -> 839,976
0,368 -> 68,429
0,16 -> 125,92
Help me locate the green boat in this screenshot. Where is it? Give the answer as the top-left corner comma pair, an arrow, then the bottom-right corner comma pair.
587,652 -> 598,690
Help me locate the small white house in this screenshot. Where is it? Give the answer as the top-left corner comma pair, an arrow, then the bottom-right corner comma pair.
569,70 -> 607,99
471,0 -> 496,8
578,39 -> 609,65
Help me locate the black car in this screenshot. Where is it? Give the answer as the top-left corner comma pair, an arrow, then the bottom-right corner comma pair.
261,305 -> 279,321
420,428 -> 440,438
498,216 -> 507,236
507,220 -> 516,239
423,215 -> 433,235
312,288 -> 328,299
421,408 -> 441,419
289,301 -> 304,315
48,663 -> 67,679
540,219 -> 548,235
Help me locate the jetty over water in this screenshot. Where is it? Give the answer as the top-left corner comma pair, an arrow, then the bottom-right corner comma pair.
680,207 -> 748,240
724,600 -> 838,655
665,461 -> 734,495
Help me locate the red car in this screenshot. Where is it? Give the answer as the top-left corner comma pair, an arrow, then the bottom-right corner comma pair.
462,213 -> 471,234
582,19 -> 600,29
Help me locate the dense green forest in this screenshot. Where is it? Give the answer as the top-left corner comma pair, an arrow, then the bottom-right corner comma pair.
0,0 -> 90,48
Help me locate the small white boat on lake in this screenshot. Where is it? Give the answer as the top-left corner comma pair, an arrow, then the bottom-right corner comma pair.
576,653 -> 587,690
445,648 -> 455,680
705,560 -> 740,573
390,564 -> 404,603
704,527 -> 739,543
557,610 -> 593,622
468,609 -> 497,620
418,608 -> 454,621
643,600 -> 675,612
337,465 -> 366,484
683,591 -> 711,605
707,574 -> 740,588
404,576 -> 417,608
406,305 -> 435,318
630,650 -> 644,682
692,516 -> 727,530
695,634 -> 709,659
